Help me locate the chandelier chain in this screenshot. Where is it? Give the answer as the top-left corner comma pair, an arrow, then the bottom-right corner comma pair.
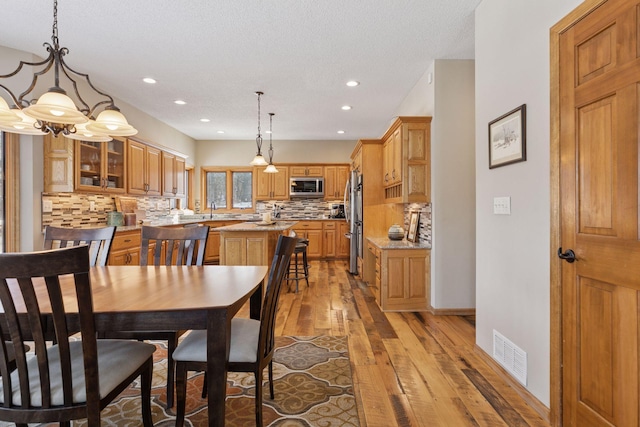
52,0 -> 59,47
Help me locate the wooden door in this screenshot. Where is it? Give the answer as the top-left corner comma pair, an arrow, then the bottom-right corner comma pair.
559,1 -> 640,425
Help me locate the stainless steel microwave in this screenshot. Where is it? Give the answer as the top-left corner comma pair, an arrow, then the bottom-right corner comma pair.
290,177 -> 324,198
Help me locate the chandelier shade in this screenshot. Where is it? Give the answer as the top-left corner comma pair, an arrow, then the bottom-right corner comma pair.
65,120 -> 112,142
0,0 -> 137,139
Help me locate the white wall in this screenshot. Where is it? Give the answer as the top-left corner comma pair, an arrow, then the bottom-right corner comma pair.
475,0 -> 582,406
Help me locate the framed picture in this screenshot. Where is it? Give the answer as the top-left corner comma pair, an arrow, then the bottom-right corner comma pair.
488,104 -> 526,169
407,210 -> 420,242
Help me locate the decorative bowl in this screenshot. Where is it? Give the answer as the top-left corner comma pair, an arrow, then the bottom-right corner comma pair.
388,224 -> 405,240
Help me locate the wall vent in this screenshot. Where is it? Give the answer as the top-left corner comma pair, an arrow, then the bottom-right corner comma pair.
492,329 -> 527,386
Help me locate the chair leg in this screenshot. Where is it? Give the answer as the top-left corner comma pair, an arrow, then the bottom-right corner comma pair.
167,334 -> 178,408
268,361 -> 275,399
294,252 -> 300,293
175,362 -> 188,427
201,371 -> 208,398
302,249 -> 309,287
141,359 -> 154,427
255,370 -> 264,427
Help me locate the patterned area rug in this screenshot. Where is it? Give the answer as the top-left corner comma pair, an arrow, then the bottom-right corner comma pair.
57,336 -> 359,426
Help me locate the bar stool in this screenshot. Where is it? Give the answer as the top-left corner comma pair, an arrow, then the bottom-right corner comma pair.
286,230 -> 310,292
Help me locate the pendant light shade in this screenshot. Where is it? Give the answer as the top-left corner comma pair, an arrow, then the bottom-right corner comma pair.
250,91 -> 268,165
0,109 -> 47,135
23,90 -> 89,124
86,108 -> 137,137
65,120 -> 112,142
264,112 -> 278,173
0,97 -> 18,122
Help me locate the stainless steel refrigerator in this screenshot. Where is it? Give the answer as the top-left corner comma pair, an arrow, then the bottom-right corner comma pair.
344,170 -> 363,275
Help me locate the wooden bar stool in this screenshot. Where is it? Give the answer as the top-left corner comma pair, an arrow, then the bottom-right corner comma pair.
286,230 -> 310,292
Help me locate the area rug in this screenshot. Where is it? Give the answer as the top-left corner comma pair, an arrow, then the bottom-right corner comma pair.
67,335 -> 359,427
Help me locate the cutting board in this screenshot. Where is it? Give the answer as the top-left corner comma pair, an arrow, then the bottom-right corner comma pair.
115,196 -> 138,213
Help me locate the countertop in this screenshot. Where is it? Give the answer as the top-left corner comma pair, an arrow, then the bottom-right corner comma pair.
216,221 -> 298,232
367,236 -> 431,250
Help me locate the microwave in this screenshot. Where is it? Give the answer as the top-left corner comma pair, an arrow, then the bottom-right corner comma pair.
290,177 -> 324,198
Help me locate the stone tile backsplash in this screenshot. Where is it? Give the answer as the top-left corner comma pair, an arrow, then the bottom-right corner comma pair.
40,193 -> 432,245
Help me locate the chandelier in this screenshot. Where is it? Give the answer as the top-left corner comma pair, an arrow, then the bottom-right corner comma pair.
264,113 -> 279,173
250,91 -> 268,166
0,0 -> 137,140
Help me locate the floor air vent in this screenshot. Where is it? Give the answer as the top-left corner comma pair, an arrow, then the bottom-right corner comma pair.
492,329 -> 527,386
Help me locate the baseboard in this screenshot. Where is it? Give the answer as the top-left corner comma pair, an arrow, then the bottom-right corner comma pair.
428,305 -> 476,316
474,344 -> 550,423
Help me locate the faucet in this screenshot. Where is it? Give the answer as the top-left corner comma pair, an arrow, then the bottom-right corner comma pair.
210,202 -> 216,219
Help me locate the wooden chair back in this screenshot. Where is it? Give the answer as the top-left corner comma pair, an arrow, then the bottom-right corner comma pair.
43,226 -> 116,267
140,225 -> 210,266
257,235 -> 297,363
0,246 -> 97,419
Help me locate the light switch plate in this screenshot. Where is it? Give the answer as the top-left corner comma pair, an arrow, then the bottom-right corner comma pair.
42,200 -> 53,213
493,197 -> 511,215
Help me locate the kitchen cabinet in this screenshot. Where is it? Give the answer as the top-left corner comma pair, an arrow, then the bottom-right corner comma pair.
127,139 -> 162,196
365,238 -> 429,311
44,134 -> 74,192
291,221 -> 322,258
202,220 -> 241,264
324,165 -> 349,200
323,222 -> 336,258
381,117 -> 431,203
254,165 -> 289,200
289,165 -> 323,177
337,221 -> 350,258
75,137 -> 126,193
162,151 -> 187,197
109,229 -> 143,265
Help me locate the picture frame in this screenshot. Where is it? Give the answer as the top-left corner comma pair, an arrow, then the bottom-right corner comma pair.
488,104 -> 526,169
407,210 -> 420,243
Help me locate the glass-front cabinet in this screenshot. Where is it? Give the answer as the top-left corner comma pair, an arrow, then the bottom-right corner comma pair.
75,137 -> 126,193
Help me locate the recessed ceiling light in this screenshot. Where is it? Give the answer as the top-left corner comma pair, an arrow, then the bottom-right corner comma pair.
143,77 -> 157,84
265,130 -> 272,134
341,105 -> 352,110
200,118 -> 210,123
174,100 -> 186,105
346,81 -> 359,87
217,130 -> 225,134
337,130 -> 345,134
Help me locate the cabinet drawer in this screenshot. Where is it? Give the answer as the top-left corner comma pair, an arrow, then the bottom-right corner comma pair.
323,222 -> 336,230
112,231 -> 141,250
295,221 -> 323,230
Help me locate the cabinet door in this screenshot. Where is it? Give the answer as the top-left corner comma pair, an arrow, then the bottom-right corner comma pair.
162,152 -> 176,195
391,128 -> 402,184
324,229 -> 336,257
174,156 -> 186,197
254,166 -> 272,199
338,222 -> 350,257
289,166 -> 308,176
383,137 -> 392,186
271,166 -> 289,200
76,140 -> 104,191
336,166 -> 349,199
324,166 -> 337,199
204,230 -> 221,263
44,134 -> 74,192
109,250 -> 129,266
146,146 -> 162,196
306,166 -> 323,177
104,137 -> 126,193
127,140 -> 147,195
306,230 -> 323,258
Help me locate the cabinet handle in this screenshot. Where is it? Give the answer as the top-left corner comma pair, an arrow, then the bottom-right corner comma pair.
384,173 -> 389,183
392,170 -> 396,180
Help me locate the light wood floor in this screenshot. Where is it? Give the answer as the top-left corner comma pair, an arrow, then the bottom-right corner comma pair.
275,260 -> 550,427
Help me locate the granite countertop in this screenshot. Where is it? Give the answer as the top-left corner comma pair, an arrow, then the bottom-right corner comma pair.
216,221 -> 298,232
367,236 -> 431,250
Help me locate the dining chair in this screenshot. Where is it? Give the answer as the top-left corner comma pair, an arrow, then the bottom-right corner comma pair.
172,234 -> 297,427
43,225 -> 117,267
0,245 -> 155,427
285,229 -> 310,293
103,224 -> 210,409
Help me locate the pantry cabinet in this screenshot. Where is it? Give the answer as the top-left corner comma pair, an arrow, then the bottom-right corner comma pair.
75,137 -> 126,194
127,139 -> 162,196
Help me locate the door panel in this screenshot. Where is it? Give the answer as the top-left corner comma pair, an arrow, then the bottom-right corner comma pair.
560,1 -> 640,426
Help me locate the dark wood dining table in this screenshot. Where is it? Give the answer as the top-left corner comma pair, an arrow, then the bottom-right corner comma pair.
2,265 -> 269,427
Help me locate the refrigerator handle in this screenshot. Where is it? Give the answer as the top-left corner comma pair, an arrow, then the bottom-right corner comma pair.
344,178 -> 350,223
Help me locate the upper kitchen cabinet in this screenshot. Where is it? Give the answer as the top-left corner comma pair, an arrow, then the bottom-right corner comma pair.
324,165 -> 350,200
75,137 -> 126,194
127,139 -> 162,196
162,151 -> 187,197
254,165 -> 289,200
381,117 -> 431,203
44,134 -> 74,193
289,165 -> 323,177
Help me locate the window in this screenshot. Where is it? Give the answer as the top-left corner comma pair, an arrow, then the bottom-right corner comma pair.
201,167 -> 253,212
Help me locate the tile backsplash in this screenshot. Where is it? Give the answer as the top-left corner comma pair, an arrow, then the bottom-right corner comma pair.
41,193 -> 432,245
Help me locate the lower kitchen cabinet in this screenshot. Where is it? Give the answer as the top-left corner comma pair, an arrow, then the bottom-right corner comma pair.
366,237 -> 430,311
292,221 -> 323,258
202,220 -> 240,264
323,222 -> 336,258
337,222 -> 350,258
108,229 -> 157,265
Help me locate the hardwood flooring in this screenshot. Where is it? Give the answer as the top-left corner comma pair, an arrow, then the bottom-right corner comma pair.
275,260 -> 550,427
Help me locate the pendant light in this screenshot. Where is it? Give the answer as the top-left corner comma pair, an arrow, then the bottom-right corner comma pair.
250,91 -> 268,166
0,0 -> 137,138
264,113 -> 279,173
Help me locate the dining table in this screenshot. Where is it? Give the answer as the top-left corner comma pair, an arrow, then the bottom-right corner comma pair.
2,264 -> 269,427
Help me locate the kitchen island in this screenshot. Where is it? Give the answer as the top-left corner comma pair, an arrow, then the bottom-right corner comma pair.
217,221 -> 297,267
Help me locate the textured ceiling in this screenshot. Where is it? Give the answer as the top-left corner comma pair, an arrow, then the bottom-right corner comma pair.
0,0 -> 480,141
